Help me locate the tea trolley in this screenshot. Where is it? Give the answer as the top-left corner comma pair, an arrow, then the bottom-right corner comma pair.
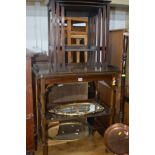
32,0 -> 121,155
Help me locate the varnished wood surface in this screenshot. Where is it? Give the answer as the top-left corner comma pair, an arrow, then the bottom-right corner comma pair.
48,0 -> 111,66
109,29 -> 125,70
64,17 -> 88,63
33,63 -> 119,78
34,1 -> 120,155
26,55 -> 35,152
124,101 -> 129,125
35,132 -> 113,155
33,62 -> 118,155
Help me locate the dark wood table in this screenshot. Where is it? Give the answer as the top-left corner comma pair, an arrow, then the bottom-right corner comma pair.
32,62 -> 119,155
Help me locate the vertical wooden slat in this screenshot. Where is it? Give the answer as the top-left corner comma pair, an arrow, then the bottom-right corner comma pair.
86,20 -> 88,36
84,35 -> 88,63
48,1 -> 53,65
97,8 -> 101,64
48,9 -> 50,63
67,17 -> 70,63
94,16 -> 97,47
89,17 -> 94,64
87,16 -> 91,64
91,17 -> 95,46
85,20 -> 88,63
56,2 -> 60,64
52,0 -> 56,68
92,17 -> 94,46
61,6 -> 65,66
67,18 -> 72,63
92,16 -> 96,64
102,6 -> 106,63
76,38 -> 81,63
85,21 -> 89,63
94,16 -> 97,64
105,4 -> 110,63
90,17 -> 93,48
88,16 -> 91,49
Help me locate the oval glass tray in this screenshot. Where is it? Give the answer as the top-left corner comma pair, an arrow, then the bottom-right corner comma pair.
48,121 -> 89,141
48,102 -> 104,116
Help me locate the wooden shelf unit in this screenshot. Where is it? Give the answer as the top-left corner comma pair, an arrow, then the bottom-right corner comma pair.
64,17 -> 88,63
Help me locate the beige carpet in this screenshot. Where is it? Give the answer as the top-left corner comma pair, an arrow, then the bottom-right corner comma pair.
35,132 -> 112,155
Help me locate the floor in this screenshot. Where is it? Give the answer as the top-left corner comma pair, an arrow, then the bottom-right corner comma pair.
35,132 -> 112,155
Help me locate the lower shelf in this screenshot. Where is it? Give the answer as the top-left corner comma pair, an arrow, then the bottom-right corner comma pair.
48,121 -> 89,141
46,119 -> 107,143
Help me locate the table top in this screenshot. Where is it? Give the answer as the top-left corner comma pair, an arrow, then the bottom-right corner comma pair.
33,63 -> 119,78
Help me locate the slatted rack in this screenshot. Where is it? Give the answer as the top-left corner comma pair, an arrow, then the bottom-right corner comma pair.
48,0 -> 111,68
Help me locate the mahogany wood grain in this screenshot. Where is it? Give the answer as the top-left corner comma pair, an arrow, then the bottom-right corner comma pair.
61,6 -> 65,66
26,55 -> 35,154
102,6 -> 106,63
97,8 -> 101,64
105,4 -> 110,62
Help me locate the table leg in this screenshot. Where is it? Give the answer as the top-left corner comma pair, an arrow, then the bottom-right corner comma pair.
40,79 -> 48,155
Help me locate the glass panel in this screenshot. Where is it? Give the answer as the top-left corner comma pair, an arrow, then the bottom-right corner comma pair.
48,102 -> 104,116
48,122 -> 89,141
48,82 -> 88,103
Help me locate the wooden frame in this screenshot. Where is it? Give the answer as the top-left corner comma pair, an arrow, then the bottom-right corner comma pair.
64,17 -> 88,63
33,68 -> 118,155
26,54 -> 35,154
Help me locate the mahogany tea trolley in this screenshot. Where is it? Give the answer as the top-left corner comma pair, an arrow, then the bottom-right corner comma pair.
32,0 -> 122,155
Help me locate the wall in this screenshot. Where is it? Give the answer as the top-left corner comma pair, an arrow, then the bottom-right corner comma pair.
26,3 -> 48,53
110,7 -> 129,30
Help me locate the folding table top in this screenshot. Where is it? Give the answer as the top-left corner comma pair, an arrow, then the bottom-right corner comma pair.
33,63 -> 119,78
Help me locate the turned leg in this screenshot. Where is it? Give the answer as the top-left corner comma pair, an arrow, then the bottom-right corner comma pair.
40,79 -> 48,155
43,144 -> 48,155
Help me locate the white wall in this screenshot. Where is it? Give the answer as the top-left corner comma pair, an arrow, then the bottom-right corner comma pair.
110,8 -> 129,30
26,3 -> 48,53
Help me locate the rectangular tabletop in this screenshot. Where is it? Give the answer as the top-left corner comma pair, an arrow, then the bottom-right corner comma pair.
33,63 -> 119,79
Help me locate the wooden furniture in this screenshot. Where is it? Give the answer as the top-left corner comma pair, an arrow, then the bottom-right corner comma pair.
26,53 -> 35,155
109,29 -> 125,69
64,17 -> 88,63
33,63 -> 119,155
48,0 -> 111,67
31,1 -> 124,155
124,100 -> 129,125
108,30 -> 129,122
